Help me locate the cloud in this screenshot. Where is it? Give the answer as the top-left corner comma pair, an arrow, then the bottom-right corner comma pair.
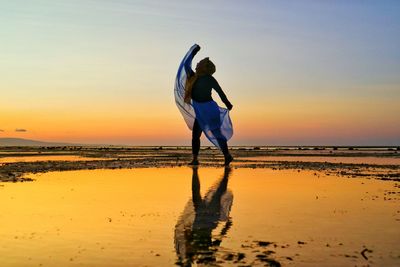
15,128 -> 27,132
0,129 -> 4,132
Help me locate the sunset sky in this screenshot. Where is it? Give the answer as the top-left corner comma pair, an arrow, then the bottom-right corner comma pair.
1,0 -> 399,145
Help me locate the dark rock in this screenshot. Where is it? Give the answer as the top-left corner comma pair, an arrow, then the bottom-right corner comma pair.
361,248 -> 373,260
237,252 -> 245,261
222,253 -> 234,261
257,241 -> 273,247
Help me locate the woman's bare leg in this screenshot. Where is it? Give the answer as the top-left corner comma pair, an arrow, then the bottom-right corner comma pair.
190,120 -> 202,165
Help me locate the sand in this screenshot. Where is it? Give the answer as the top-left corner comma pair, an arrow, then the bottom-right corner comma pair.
0,146 -> 399,182
0,146 -> 399,266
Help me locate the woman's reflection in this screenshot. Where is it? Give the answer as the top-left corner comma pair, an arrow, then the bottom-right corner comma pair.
174,167 -> 233,266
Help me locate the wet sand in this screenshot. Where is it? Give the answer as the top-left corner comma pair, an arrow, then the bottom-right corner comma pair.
0,146 -> 399,182
0,146 -> 399,266
237,155 -> 400,165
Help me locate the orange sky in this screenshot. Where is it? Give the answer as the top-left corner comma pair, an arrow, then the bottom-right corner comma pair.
1,1 -> 399,145
1,93 -> 399,145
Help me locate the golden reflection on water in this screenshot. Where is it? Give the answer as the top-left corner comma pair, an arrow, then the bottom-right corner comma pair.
0,167 -> 398,266
175,167 -> 233,266
0,155 -> 105,164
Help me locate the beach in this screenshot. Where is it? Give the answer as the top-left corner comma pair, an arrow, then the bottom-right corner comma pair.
2,0 -> 399,266
0,146 -> 399,266
1,146 -> 399,182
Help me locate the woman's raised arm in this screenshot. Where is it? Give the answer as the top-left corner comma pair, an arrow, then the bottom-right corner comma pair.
183,44 -> 201,77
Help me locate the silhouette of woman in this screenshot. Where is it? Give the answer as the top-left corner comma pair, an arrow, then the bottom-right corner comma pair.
174,167 -> 233,266
174,44 -> 234,166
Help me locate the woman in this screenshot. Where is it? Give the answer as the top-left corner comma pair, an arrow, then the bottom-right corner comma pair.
174,44 -> 234,166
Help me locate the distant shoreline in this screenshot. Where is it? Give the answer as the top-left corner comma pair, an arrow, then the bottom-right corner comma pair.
1,137 -> 399,148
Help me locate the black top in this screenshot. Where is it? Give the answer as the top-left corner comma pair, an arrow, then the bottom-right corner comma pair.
191,75 -> 232,109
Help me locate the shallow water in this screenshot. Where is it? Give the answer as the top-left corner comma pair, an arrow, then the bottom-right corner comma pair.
0,155 -> 105,164
237,156 -> 400,165
0,168 -> 399,266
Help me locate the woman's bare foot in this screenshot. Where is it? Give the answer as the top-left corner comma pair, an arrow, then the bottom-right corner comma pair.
188,159 -> 199,166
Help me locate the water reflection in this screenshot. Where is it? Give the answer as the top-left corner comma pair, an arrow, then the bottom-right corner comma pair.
174,167 -> 233,266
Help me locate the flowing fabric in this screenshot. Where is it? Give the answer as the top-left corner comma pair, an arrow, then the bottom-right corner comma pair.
174,44 -> 233,149
174,44 -> 197,130
192,100 -> 233,148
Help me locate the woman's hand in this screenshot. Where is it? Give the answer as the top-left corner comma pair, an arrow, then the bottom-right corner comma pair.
227,103 -> 233,111
193,44 -> 201,53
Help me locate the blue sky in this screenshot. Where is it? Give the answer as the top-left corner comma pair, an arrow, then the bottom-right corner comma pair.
1,0 -> 399,145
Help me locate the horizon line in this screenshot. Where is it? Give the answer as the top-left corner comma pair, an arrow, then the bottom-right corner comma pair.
0,137 -> 398,148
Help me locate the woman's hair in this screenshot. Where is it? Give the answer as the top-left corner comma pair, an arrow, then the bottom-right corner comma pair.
184,58 -> 216,104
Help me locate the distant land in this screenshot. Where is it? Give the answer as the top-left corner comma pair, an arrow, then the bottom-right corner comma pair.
0,138 -> 81,147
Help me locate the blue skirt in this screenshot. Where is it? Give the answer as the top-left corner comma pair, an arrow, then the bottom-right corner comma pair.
192,100 -> 233,149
